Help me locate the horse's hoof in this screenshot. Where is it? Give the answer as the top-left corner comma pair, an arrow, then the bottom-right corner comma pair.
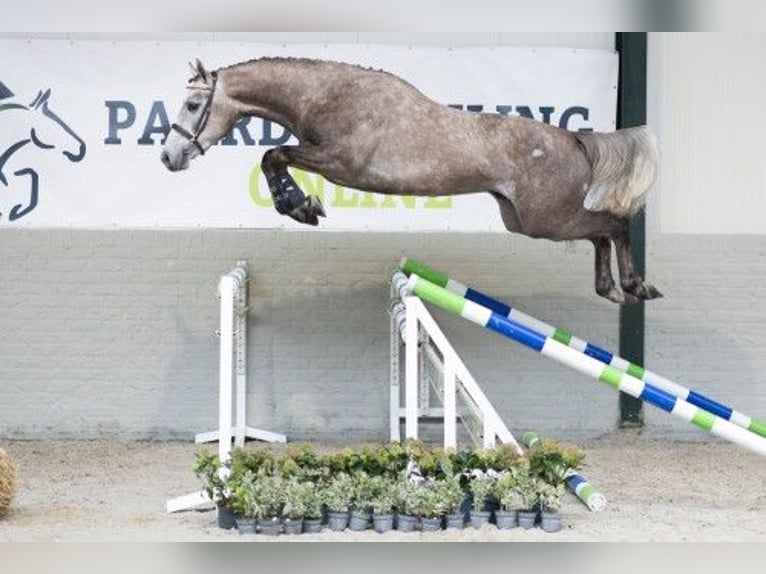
643,284 -> 663,300
624,282 -> 663,301
599,287 -> 626,304
288,204 -> 320,226
307,195 -> 326,218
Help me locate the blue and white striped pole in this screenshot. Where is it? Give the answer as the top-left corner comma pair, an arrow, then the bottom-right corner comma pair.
397,271 -> 766,458
400,258 -> 766,439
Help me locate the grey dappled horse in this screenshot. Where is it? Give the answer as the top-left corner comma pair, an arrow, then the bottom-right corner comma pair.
161,58 -> 661,304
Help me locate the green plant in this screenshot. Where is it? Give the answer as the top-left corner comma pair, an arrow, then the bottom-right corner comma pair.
192,448 -> 228,503
282,477 -> 312,520
287,478 -> 323,520
226,470 -> 284,520
534,478 -> 566,513
375,442 -> 409,477
227,470 -> 258,518
448,449 -> 482,475
411,479 -> 456,519
512,459 -> 539,511
278,444 -> 320,478
230,447 -> 276,478
468,475 -> 496,512
321,472 -> 354,513
0,447 -> 17,517
528,439 -> 585,487
494,471 -> 522,511
368,475 -> 398,515
320,448 -> 355,477
433,474 -> 465,515
351,471 -> 378,514
486,444 -> 523,473
254,472 -> 284,521
394,478 -> 421,516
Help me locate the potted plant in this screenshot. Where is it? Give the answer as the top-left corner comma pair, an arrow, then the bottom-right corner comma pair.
514,459 -> 539,529
227,471 -> 258,534
349,472 -> 376,531
439,474 -> 467,530
394,478 -> 420,533
493,471 -> 521,529
296,479 -> 324,534
369,475 -> 398,534
321,473 -> 354,532
281,477 -> 310,535
468,474 -> 495,529
535,479 -> 566,533
527,438 -> 584,533
413,479 -> 451,532
193,449 -> 235,530
253,472 -> 284,536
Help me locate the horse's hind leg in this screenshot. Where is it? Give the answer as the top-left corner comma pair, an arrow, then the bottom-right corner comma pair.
591,237 -> 631,304
261,146 -> 326,226
613,228 -> 663,301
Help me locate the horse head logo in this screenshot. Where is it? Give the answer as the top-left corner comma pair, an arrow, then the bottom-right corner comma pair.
0,80 -> 87,221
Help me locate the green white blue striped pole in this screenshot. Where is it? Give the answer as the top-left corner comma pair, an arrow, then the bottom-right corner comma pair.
522,431 -> 607,512
399,272 -> 766,458
400,258 -> 766,439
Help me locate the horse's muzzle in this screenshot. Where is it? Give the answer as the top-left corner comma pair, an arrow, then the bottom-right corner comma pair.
161,149 -> 184,172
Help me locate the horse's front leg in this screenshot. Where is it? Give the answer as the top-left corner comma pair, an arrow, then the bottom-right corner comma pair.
613,228 -> 663,301
591,237 -> 630,304
261,146 -> 326,226
8,168 -> 39,221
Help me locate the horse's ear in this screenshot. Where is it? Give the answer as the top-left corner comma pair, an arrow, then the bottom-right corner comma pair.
195,58 -> 209,82
29,88 -> 51,109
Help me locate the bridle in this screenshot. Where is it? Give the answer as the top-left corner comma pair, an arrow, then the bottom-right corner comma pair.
171,71 -> 217,156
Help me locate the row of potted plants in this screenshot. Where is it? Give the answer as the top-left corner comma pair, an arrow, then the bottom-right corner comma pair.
192,439 -> 585,536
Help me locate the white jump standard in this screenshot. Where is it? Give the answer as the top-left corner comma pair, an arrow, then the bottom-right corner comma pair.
166,262 -> 286,514
195,261 -> 286,454
389,275 -> 522,453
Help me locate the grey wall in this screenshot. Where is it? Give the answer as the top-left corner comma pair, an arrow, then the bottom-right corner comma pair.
2,32 -> 765,445
0,229 -> 619,441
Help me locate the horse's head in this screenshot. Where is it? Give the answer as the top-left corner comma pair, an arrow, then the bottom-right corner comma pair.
28,88 -> 86,163
161,59 -> 234,172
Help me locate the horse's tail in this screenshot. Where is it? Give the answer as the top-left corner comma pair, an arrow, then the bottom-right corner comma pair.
575,125 -> 658,218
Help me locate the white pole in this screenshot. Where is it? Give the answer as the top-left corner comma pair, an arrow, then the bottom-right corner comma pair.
218,275 -> 234,465
404,297 -> 419,440
233,262 -> 247,449
390,302 -> 402,442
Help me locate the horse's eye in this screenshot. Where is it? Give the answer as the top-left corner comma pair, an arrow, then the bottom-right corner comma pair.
186,102 -> 200,113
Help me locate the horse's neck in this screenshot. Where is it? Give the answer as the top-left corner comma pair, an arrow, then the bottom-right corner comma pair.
0,106 -> 32,149
219,59 -> 333,135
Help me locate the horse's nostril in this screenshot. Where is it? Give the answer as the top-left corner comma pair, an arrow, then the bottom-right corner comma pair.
160,150 -> 170,167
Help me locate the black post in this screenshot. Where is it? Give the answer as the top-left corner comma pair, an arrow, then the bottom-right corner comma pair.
616,32 -> 647,427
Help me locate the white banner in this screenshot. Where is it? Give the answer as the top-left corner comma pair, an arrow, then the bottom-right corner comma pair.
0,40 -> 618,231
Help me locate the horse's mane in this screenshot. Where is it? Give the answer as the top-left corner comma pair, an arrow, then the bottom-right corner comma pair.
215,56 -> 400,80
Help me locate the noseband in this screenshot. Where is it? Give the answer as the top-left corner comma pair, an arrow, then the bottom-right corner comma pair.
171,71 -> 218,156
